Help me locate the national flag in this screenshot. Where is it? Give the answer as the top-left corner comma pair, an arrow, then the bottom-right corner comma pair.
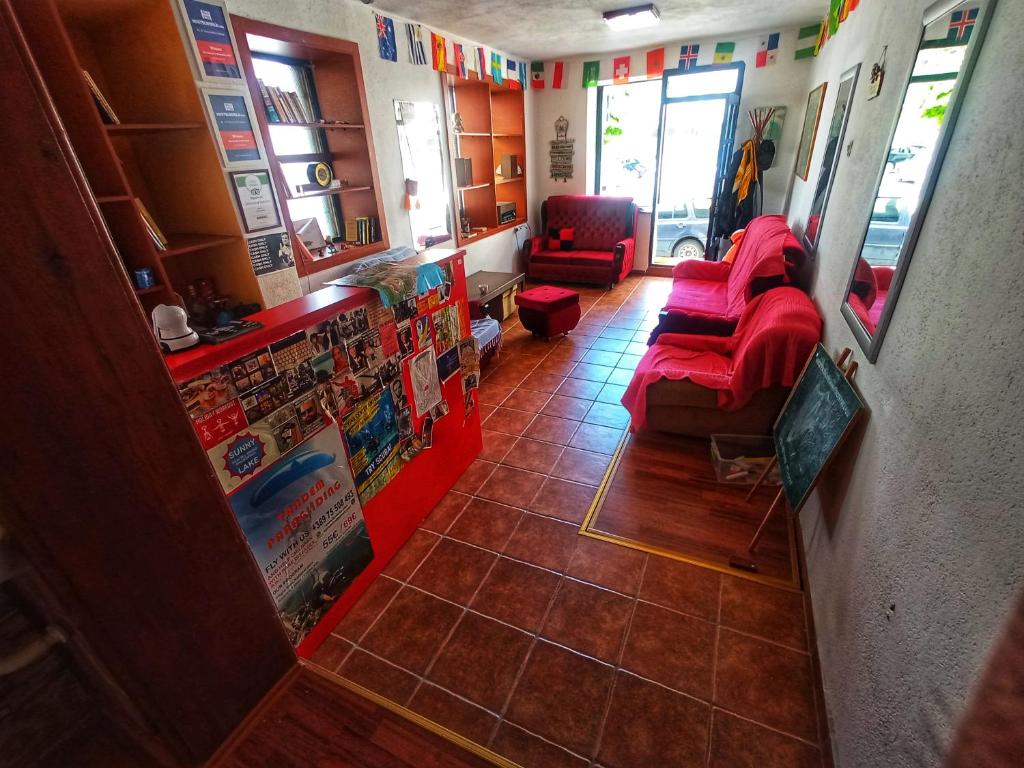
491,52 -> 503,84
551,61 -> 565,89
476,47 -> 487,78
430,32 -> 446,71
406,23 -> 427,66
713,42 -> 735,63
678,44 -> 699,70
374,14 -> 397,62
646,48 -> 664,79
795,23 -> 821,59
612,55 -> 630,85
454,43 -> 467,79
518,61 -> 528,90
582,60 -> 600,88
947,7 -> 978,42
531,61 -> 545,89
839,0 -> 860,22
814,17 -> 830,55
507,57 -> 519,88
756,32 -> 780,68
828,0 -> 842,35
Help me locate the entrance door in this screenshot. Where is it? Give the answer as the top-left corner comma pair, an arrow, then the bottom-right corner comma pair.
650,63 -> 744,269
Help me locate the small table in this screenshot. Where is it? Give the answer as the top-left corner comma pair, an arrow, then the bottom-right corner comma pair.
466,270 -> 526,321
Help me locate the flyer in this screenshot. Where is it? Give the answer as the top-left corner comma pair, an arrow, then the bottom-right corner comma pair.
230,170 -> 282,233
228,427 -> 371,645
409,348 -> 443,417
341,389 -> 401,503
204,90 -> 261,164
247,231 -> 294,276
181,0 -> 243,80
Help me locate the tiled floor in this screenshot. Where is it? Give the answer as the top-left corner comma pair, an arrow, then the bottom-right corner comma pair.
311,276 -> 828,768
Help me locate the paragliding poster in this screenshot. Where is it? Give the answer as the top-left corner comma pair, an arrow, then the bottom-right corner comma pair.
340,388 -> 401,504
228,425 -> 372,646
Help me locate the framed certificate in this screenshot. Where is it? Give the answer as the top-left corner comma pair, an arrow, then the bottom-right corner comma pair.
201,86 -> 265,167
176,0 -> 244,83
229,170 -> 282,233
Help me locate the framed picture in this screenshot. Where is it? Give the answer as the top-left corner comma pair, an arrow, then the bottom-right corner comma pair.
200,86 -> 265,167
794,82 -> 828,181
229,169 -> 282,233
175,0 -> 245,83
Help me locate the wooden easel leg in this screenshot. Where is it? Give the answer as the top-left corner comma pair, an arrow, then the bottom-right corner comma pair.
728,487 -> 786,573
745,455 -> 778,502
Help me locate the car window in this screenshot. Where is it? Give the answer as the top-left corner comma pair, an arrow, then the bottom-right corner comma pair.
871,197 -> 901,223
692,198 -> 711,218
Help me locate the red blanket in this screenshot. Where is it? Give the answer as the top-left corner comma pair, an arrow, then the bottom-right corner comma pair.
622,288 -> 821,430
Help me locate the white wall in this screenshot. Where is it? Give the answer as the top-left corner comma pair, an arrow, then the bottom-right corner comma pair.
785,1 -> 1024,766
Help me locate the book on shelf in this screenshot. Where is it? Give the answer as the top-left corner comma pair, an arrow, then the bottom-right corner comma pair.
134,198 -> 168,251
345,216 -> 381,246
256,79 -> 281,123
257,83 -> 314,125
82,70 -> 119,125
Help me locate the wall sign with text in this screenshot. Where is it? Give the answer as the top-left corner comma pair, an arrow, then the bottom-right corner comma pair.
229,169 -> 283,233
177,0 -> 244,82
201,86 -> 265,167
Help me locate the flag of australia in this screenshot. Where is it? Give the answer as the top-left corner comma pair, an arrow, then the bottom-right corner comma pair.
375,14 -> 397,62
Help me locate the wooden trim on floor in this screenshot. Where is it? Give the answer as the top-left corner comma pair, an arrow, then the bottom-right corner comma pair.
643,264 -> 675,278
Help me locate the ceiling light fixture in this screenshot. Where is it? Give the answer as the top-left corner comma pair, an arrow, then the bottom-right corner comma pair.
603,4 -> 661,31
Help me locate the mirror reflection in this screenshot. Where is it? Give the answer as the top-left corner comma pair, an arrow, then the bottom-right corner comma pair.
394,100 -> 451,249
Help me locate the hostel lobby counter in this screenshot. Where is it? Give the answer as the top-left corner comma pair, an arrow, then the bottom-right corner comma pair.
166,249 -> 482,657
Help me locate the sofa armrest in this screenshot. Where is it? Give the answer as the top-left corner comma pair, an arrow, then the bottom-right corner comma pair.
672,259 -> 731,281
654,331 -> 733,356
527,235 -> 546,258
615,236 -> 635,265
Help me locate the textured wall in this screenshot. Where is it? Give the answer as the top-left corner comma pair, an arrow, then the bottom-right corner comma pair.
786,1 -> 1024,766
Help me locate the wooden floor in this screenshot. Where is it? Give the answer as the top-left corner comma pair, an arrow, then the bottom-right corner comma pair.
587,430 -> 797,587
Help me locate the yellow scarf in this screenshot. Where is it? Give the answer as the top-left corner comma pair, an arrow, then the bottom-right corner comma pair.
732,140 -> 759,202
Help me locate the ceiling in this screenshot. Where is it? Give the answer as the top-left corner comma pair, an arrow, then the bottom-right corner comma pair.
367,0 -> 829,60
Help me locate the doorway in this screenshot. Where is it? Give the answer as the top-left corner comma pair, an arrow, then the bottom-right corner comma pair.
650,64 -> 744,271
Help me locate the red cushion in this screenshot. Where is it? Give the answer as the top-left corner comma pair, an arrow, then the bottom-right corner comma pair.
529,249 -> 576,265
515,285 -> 580,311
665,279 -> 729,317
568,249 -> 615,267
547,227 -> 575,251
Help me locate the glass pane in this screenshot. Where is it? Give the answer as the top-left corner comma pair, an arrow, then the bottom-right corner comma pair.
597,80 -> 661,202
664,68 -> 739,98
394,101 -> 450,249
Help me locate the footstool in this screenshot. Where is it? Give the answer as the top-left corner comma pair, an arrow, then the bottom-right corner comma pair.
514,286 -> 581,339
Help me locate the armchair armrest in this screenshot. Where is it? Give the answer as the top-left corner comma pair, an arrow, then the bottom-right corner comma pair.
672,259 -> 731,281
614,236 -> 636,268
527,235 -> 546,258
654,331 -> 733,356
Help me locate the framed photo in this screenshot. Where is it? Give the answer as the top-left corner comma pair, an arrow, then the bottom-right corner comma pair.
794,82 -> 828,181
229,170 -> 282,233
175,0 -> 245,83
200,86 -> 265,167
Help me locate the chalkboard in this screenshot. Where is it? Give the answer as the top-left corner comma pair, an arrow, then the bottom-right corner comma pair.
774,344 -> 866,511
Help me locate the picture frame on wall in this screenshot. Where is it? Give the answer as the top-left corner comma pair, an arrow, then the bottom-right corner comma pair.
229,169 -> 283,233
794,82 -> 828,181
175,0 -> 245,83
200,86 -> 266,167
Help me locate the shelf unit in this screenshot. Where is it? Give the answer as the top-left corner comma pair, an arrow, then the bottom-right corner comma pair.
441,67 -> 527,248
231,18 -> 389,277
10,0 -> 262,309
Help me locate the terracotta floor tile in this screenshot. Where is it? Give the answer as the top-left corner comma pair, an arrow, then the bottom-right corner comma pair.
581,349 -> 622,367
568,423 -> 625,455
478,464 -> 548,507
447,497 -> 523,552
479,429 -> 519,463
309,634 -> 351,672
576,322 -> 606,335
409,537 -> 496,604
624,341 -> 649,356
630,330 -> 650,343
453,458 -> 497,494
639,555 -> 721,621
334,575 -> 401,642
520,371 -> 567,394
408,684 -> 498,745
503,387 -> 553,413
478,383 -> 514,406
568,362 -> 613,383
620,601 -> 715,700
536,357 -> 581,376
555,376 -> 604,400
605,367 -> 635,387
715,629 -> 818,742
484,365 -> 529,388
502,438 -> 564,475
598,327 -> 634,341
421,490 -> 472,534
550,448 -> 611,487
549,344 -> 587,362
505,640 -> 615,757
529,476 -> 598,524
584,401 -> 631,429
503,513 -> 580,572
338,649 -> 418,704
523,414 -> 580,445
542,394 -> 593,421
597,671 -> 710,768
720,576 -> 808,651
565,536 -> 645,596
384,530 -> 440,581
709,709 -> 822,768
616,352 -> 643,370
595,383 -> 628,404
541,579 -> 632,663
482,406 -> 536,436
428,612 -> 533,711
360,587 -> 462,674
490,722 -> 589,768
477,403 -> 495,422
470,557 -> 560,632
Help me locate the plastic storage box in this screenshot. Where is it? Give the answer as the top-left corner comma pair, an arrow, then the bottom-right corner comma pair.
710,434 -> 780,485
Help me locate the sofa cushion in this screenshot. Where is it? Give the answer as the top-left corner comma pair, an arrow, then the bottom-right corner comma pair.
545,195 -> 634,251
547,227 -> 575,251
568,249 -> 615,267
666,279 -> 728,317
529,249 -> 576,265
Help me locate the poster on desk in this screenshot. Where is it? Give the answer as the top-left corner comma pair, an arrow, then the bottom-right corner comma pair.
228,425 -> 372,646
341,388 -> 401,504
178,0 -> 244,82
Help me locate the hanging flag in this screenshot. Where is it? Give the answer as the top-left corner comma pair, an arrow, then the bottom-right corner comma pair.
612,55 -> 630,85
795,23 -> 821,59
646,48 -> 665,79
507,57 -> 518,88
406,23 -> 427,66
476,47 -> 487,78
828,0 -> 842,35
839,0 -> 860,22
491,52 -> 503,84
947,7 -> 978,42
756,33 -> 780,68
518,61 -> 528,90
713,42 -> 735,63
814,16 -> 830,55
374,14 -> 397,62
678,44 -> 700,70
430,32 -> 446,71
453,43 -> 467,78
551,61 -> 565,89
531,61 -> 545,89
582,60 -> 600,88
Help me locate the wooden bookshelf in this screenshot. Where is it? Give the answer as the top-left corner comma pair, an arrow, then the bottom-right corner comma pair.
231,18 -> 389,277
9,0 -> 262,313
441,68 -> 527,247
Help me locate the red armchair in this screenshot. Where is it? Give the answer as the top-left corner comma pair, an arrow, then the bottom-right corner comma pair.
526,195 -> 637,288
847,259 -> 894,334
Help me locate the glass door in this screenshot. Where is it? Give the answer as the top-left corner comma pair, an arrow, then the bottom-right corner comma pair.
650,64 -> 744,268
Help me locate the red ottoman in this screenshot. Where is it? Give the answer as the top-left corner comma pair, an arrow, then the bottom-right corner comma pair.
515,286 -> 581,339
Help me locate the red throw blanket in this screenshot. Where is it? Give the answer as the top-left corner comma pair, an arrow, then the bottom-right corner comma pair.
622,288 -> 821,430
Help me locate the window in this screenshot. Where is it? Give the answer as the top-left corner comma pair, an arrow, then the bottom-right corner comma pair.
594,79 -> 661,203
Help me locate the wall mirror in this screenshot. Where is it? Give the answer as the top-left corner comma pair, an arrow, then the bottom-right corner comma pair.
804,63 -> 860,250
794,82 -> 827,181
842,0 -> 995,361
394,100 -> 451,249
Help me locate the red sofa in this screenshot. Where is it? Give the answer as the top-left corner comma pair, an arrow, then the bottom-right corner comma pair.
526,195 -> 637,288
654,215 -> 809,337
847,259 -> 894,334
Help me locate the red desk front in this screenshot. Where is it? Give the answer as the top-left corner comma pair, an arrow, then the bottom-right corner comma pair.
167,250 -> 481,657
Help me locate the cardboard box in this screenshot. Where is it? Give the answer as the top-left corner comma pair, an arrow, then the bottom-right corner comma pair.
454,158 -> 473,187
500,154 -> 520,179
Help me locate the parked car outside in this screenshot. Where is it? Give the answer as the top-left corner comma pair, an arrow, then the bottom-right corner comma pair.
863,196 -> 912,267
654,198 -> 711,263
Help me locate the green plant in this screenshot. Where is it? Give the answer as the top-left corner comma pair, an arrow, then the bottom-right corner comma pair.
922,87 -> 952,125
